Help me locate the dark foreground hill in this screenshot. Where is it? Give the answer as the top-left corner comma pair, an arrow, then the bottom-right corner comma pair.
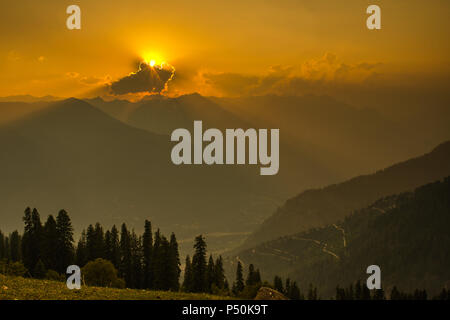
241,141 -> 450,249
235,177 -> 450,298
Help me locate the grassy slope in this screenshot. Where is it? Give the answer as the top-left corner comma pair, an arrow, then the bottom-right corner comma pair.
0,275 -> 232,300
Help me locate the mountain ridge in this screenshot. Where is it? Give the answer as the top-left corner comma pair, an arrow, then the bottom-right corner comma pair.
233,176 -> 450,297
0,98 -> 281,256
239,140 -> 450,250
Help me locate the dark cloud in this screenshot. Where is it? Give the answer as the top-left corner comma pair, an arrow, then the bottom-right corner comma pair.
202,73 -> 259,96
110,62 -> 175,95
197,54 -> 383,97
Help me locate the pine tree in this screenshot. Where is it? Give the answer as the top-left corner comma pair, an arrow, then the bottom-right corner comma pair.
104,230 -> 112,262
168,233 -> 181,291
246,264 -> 255,287
4,236 -> 10,261
307,283 -> 317,300
33,259 -> 47,279
422,290 -> 428,300
233,261 -> 245,296
22,208 -> 44,274
142,220 -> 153,289
86,224 -> 95,261
246,264 -> 261,287
345,284 -> 354,300
152,229 -> 163,289
55,210 -> 74,273
191,235 -> 207,293
86,223 -> 106,261
436,288 -> 450,300
21,207 -> 32,269
9,231 -> 21,262
76,230 -> 88,267
413,289 -> 427,300
153,233 -> 173,290
130,230 -> 143,288
336,285 -> 344,300
285,278 -> 291,296
0,230 -> 5,260
213,256 -> 226,290
372,288 -> 385,300
182,255 -> 194,292
355,280 -> 362,300
119,223 -> 132,288
273,276 -> 283,293
206,255 -> 215,293
109,225 -> 121,269
43,215 -> 58,270
289,281 -> 301,300
94,223 -> 105,258
224,279 -> 230,293
361,283 -> 371,300
390,286 -> 401,300
254,269 -> 261,284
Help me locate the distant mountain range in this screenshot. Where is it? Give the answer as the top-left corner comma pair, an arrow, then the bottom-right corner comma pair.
233,176 -> 450,297
0,101 -> 51,125
0,98 -> 281,255
0,95 -> 60,103
89,93 -> 442,182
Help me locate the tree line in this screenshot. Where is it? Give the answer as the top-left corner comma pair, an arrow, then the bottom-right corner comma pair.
0,208 -> 229,295
335,281 -> 450,300
1,207 -> 450,300
0,230 -> 21,263
0,210 -> 310,299
181,236 -> 268,298
74,219 -> 180,291
0,207 -> 181,290
182,235 -> 228,295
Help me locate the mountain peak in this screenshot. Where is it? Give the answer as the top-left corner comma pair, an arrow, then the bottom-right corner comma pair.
58,97 -> 92,107
176,92 -> 206,102
3,97 -> 128,133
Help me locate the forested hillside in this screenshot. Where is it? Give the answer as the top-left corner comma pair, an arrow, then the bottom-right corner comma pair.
236,177 -> 450,297
241,141 -> 450,249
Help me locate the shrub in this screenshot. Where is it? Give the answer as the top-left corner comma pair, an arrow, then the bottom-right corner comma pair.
112,278 -> 126,289
0,260 -> 28,277
240,284 -> 262,299
7,261 -> 28,277
82,258 -> 124,288
33,259 -> 47,279
0,259 -> 8,275
211,284 -> 229,296
46,269 -> 64,282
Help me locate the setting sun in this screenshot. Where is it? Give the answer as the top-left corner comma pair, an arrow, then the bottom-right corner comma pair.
141,51 -> 166,68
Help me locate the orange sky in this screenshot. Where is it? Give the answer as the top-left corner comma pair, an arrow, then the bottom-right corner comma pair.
0,0 -> 449,98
